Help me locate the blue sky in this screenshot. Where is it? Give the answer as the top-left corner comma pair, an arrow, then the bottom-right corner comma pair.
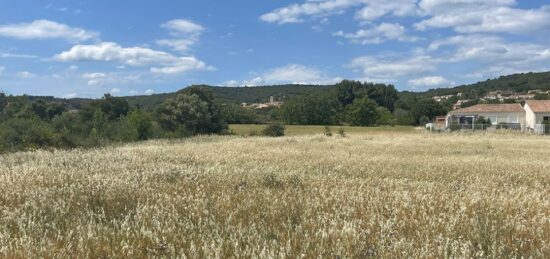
0,0 -> 548,98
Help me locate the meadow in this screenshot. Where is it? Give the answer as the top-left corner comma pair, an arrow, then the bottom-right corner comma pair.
0,129 -> 549,258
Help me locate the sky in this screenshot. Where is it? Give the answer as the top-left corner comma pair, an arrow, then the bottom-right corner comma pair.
0,0 -> 548,98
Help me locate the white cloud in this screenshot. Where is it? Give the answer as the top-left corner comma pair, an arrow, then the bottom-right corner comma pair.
83,72 -> 107,86
220,80 -> 240,87
63,93 -> 78,99
242,77 -> 265,87
17,71 -> 37,79
263,64 -> 342,85
0,52 -> 38,59
235,64 -> 342,86
355,0 -> 418,21
161,19 -> 204,35
156,19 -> 204,53
335,22 -> 418,44
54,42 -> 211,74
145,89 -> 155,95
408,76 -> 451,87
260,0 -> 418,24
260,0 -> 359,24
150,57 -> 211,74
55,42 -> 175,66
0,20 -> 98,42
0,66 -> 5,75
110,88 -> 121,94
416,1 -> 550,34
156,39 -> 196,53
349,55 -> 439,79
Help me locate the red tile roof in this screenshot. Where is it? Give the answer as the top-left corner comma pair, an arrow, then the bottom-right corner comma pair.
450,104 -> 524,114
525,100 -> 550,113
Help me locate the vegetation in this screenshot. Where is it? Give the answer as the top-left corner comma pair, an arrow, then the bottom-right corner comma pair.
423,71 -> 550,99
0,88 -> 227,153
261,123 -> 285,137
0,132 -> 548,257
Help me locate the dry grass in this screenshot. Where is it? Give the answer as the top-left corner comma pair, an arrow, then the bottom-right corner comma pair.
0,132 -> 549,258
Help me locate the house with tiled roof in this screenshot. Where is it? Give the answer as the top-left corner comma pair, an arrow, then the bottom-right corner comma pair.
524,100 -> 550,131
446,103 -> 526,130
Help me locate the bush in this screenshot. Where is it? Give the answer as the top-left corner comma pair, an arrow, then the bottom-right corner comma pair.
338,128 -> 346,137
0,117 -> 56,152
262,123 -> 285,137
324,126 -> 333,137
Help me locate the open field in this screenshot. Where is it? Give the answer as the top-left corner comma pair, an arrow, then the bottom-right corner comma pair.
0,132 -> 549,257
229,124 -> 416,136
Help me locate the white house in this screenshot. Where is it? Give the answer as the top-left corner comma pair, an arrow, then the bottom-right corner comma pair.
446,104 -> 526,130
524,100 -> 550,131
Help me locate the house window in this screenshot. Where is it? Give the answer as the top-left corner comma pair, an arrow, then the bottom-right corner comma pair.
544,116 -> 550,122
510,116 -> 519,123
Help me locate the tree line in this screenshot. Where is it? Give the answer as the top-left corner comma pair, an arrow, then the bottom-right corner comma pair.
0,86 -> 227,153
0,81 -> 450,153
280,80 -> 447,126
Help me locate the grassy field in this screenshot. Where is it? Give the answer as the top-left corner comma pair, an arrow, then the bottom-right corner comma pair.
229,124 -> 416,136
0,131 -> 549,257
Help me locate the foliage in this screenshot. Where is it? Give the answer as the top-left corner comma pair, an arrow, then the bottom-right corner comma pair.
262,123 -> 285,137
323,126 -> 332,137
281,91 -> 341,125
411,98 -> 447,124
345,97 -> 380,126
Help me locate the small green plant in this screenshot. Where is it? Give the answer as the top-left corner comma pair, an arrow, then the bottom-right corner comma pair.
338,128 -> 346,137
262,123 -> 285,137
248,129 -> 261,137
324,126 -> 333,137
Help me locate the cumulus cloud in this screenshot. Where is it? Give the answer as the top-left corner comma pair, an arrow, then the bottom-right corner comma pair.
83,72 -> 107,86
145,89 -> 155,95
54,42 -> 211,74
156,39 -> 196,53
416,1 -> 550,34
157,19 -> 204,53
260,0 -> 418,24
408,76 -> 451,87
0,20 -> 99,42
334,22 -> 418,44
161,19 -> 204,35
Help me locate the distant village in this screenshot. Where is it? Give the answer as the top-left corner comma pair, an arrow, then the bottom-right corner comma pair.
432,89 -> 550,110
241,96 -> 283,109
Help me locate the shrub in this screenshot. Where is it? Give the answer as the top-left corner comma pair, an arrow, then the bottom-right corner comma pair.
338,128 -> 346,137
324,126 -> 333,137
262,123 -> 285,137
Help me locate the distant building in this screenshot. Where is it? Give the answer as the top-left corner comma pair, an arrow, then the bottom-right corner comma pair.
446,103 -> 526,130
241,96 -> 283,109
524,100 -> 550,132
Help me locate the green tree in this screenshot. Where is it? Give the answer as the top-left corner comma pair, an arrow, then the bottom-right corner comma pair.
157,93 -> 227,135
411,99 -> 447,124
345,97 -> 380,126
128,110 -> 154,140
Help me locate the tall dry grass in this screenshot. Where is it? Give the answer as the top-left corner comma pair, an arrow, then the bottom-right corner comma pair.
0,132 -> 549,257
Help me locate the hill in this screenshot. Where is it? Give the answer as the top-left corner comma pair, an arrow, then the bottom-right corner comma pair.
124,84 -> 331,110
422,71 -> 550,99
